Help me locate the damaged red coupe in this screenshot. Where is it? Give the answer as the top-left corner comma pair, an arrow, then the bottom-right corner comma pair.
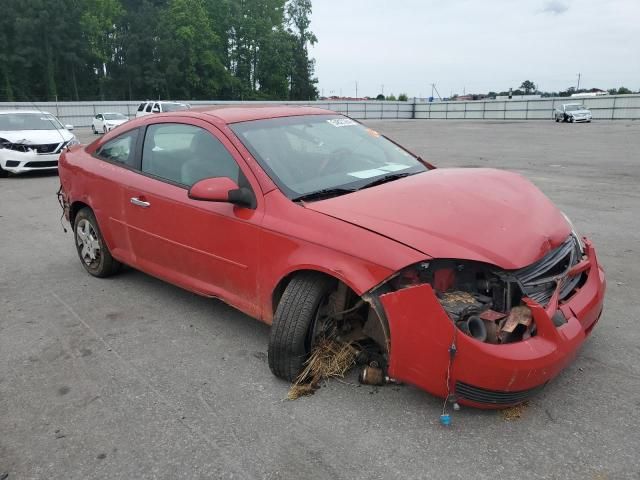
58,107 -> 606,408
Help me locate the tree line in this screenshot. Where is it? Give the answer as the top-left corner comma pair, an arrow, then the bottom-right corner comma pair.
0,0 -> 319,102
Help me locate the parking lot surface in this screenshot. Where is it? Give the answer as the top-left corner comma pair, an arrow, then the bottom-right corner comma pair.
1,120 -> 639,479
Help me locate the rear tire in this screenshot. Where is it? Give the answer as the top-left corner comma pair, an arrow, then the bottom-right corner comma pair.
0,166 -> 8,178
92,125 -> 98,134
268,272 -> 337,381
73,208 -> 121,277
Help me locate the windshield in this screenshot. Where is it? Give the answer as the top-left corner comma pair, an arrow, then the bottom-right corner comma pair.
231,115 -> 428,199
104,113 -> 127,120
566,104 -> 586,112
162,103 -> 189,112
0,113 -> 65,131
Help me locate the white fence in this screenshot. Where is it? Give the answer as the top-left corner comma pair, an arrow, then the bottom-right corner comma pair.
1,95 -> 639,127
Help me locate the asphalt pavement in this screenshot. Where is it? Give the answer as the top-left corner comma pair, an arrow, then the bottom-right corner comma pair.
1,120 -> 639,479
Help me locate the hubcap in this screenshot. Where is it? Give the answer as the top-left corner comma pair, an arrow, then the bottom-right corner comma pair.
76,219 -> 101,266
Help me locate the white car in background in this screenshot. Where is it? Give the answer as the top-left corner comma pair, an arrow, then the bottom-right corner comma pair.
554,104 -> 593,123
0,110 -> 78,177
91,112 -> 129,134
135,101 -> 190,117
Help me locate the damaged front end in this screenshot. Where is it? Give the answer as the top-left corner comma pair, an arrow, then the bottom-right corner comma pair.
359,234 -> 605,408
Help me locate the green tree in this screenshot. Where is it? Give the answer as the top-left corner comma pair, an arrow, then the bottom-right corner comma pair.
398,93 -> 408,101
376,94 -> 385,100
286,0 -> 318,100
158,0 -> 230,99
386,93 -> 397,101
81,0 -> 124,99
520,80 -> 535,94
616,87 -> 632,94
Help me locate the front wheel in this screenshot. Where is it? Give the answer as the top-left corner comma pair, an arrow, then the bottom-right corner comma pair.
0,165 -> 8,178
73,208 -> 121,277
268,272 -> 337,381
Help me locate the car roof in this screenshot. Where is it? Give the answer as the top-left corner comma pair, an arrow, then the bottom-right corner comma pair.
0,110 -> 53,115
187,105 -> 335,124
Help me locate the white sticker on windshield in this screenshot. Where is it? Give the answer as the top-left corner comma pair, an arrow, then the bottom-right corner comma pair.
379,163 -> 408,172
348,168 -> 387,179
327,118 -> 357,128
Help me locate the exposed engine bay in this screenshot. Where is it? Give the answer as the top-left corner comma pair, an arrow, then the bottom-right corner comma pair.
383,234 -> 585,345
295,235 -> 587,394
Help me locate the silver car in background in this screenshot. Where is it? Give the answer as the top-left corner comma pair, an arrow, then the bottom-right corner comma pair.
554,103 -> 593,123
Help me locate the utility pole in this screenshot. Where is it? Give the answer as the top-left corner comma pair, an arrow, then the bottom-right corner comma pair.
355,81 -> 358,99
576,73 -> 581,91
381,84 -> 384,96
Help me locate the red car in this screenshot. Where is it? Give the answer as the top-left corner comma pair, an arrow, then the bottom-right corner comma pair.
58,107 -> 606,408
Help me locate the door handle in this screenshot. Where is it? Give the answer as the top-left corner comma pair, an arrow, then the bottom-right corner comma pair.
130,197 -> 151,208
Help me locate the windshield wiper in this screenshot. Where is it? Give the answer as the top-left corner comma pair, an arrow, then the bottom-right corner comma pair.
293,187 -> 356,202
357,172 -> 413,190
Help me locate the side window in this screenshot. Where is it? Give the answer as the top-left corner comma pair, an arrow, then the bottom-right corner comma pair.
141,123 -> 240,187
152,103 -> 160,113
137,103 -> 145,112
95,114 -> 101,120
145,103 -> 153,113
95,129 -> 139,167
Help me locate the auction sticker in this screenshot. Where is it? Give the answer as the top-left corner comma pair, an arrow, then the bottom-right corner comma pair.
327,118 -> 358,127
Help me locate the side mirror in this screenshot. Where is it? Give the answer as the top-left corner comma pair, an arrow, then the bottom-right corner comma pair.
188,177 -> 256,208
65,124 -> 74,131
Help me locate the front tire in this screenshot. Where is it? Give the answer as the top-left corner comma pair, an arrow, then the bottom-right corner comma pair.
73,208 -> 121,277
268,272 -> 336,381
0,165 -> 8,178
92,125 -> 98,134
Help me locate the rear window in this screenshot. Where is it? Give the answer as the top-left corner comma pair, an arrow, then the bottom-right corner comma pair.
95,129 -> 139,167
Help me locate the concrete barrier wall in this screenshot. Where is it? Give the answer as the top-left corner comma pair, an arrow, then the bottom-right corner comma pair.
1,95 -> 639,127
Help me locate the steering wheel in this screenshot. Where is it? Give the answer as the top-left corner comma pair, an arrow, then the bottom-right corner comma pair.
318,147 -> 352,175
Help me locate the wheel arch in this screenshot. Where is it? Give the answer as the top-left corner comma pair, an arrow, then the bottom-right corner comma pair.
69,200 -> 92,226
271,267 -> 360,317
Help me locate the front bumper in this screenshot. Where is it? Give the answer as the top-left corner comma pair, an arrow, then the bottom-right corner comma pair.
0,150 -> 60,173
380,239 -> 605,408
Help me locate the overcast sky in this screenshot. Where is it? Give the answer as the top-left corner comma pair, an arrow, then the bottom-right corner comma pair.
309,0 -> 640,98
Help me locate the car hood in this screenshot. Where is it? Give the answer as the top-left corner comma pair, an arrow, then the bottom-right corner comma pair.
0,129 -> 74,144
104,119 -> 128,125
304,168 -> 571,269
569,109 -> 591,114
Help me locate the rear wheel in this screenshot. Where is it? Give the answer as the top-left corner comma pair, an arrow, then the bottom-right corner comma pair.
268,272 -> 337,381
0,165 -> 8,178
92,124 -> 98,134
73,208 -> 121,277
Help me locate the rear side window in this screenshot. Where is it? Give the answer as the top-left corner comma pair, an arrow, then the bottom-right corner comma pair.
95,129 -> 139,167
137,103 -> 145,112
141,123 -> 239,187
145,103 -> 153,113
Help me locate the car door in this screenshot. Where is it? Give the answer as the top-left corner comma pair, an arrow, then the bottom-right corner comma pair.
121,118 -> 264,318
